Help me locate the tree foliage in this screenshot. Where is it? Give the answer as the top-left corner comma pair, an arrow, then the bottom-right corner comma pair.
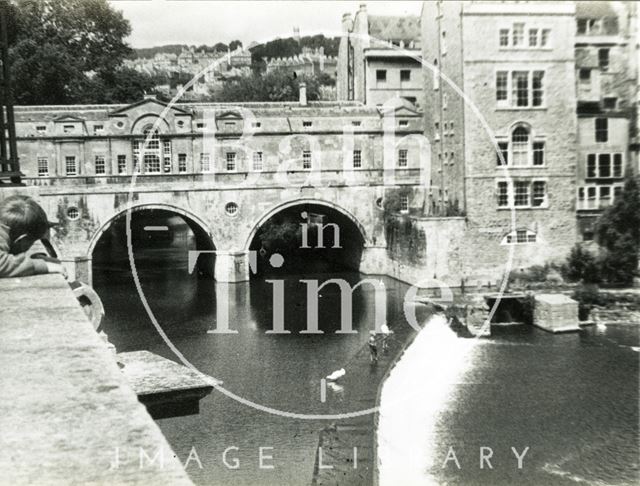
5,0 -> 156,104
595,177 -> 640,285
249,34 -> 339,72
214,71 -> 325,102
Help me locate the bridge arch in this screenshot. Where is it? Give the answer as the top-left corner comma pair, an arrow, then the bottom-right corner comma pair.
243,198 -> 369,252
87,203 -> 217,258
244,198 -> 368,276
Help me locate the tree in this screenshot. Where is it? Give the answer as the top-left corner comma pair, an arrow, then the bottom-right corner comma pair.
7,0 -> 134,104
229,40 -> 243,51
563,244 -> 600,284
214,71 -> 323,102
595,176 -> 640,285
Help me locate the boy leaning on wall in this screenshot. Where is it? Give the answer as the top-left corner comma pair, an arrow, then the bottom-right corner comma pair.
0,195 -> 67,278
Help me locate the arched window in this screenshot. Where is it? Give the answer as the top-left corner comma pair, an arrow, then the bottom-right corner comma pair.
511,126 -> 530,166
501,228 -> 537,245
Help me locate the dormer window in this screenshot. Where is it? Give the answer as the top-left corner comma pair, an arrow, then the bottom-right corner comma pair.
224,121 -> 236,127
63,125 -> 75,134
35,125 -> 46,134
351,121 -> 361,127
196,122 -> 205,129
251,121 -> 261,128
399,120 -> 409,127
302,121 -> 312,127
93,125 -> 104,135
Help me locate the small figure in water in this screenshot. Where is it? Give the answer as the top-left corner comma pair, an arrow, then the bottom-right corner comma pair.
380,323 -> 392,354
368,333 -> 378,363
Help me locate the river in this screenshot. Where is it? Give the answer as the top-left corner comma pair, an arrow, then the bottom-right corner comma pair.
94,259 -> 639,486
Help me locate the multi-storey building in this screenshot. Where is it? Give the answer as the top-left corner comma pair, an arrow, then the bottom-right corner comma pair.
422,1 -> 579,278
14,94 -> 424,186
264,47 -> 338,80
337,4 -> 423,108
574,1 -> 638,240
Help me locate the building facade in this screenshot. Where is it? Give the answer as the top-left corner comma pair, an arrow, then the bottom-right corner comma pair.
574,1 -> 638,239
337,4 -> 423,108
422,1 -> 580,279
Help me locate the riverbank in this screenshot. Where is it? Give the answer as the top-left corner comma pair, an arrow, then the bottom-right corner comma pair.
311,302 -> 438,486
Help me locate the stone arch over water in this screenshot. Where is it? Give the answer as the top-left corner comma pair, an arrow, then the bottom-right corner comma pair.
88,203 -> 217,278
245,198 -> 367,276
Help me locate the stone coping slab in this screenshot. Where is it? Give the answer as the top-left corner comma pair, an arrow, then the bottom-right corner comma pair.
0,274 -> 193,485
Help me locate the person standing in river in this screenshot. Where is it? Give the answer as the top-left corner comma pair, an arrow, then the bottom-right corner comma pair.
368,333 -> 378,363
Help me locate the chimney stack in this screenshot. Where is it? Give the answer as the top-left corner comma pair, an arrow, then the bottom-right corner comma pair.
299,82 -> 307,106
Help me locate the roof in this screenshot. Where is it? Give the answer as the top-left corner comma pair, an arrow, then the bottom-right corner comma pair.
368,15 -> 420,44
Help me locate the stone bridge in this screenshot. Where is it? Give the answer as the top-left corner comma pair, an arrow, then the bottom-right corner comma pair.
12,172 -> 417,284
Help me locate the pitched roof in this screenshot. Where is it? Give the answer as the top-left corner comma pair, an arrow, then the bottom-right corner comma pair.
575,1 -> 616,19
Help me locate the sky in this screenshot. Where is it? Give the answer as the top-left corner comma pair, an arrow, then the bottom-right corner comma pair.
109,0 -> 423,48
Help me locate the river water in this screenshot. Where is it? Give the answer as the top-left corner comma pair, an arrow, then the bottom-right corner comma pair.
94,261 -> 639,486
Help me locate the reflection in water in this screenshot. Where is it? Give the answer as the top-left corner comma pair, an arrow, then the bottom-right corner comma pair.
94,252 -> 639,486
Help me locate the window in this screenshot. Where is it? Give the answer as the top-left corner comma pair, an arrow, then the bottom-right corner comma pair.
302,121 -> 313,127
178,153 -> 187,173
512,71 -> 529,107
224,121 -> 236,128
499,29 -> 509,47
443,93 -> 448,110
66,207 -> 80,221
533,141 -> 545,166
302,150 -> 312,169
117,155 -> 127,175
579,68 -> 591,83
251,121 -> 261,128
498,70 -> 545,107
252,151 -> 263,171
400,70 -> 411,82
587,153 -> 624,178
532,71 -> 544,106
512,126 -> 529,166
540,29 -> 550,47
433,59 -> 439,90
497,181 -> 509,207
502,229 -> 537,245
400,195 -> 409,213
532,181 -> 546,207
63,125 -> 75,134
496,72 -> 508,101
163,140 -> 172,173
398,149 -> 408,167
196,122 -> 205,129
441,30 -> 447,55
587,154 -> 597,178
144,153 -> 161,173
376,70 -> 387,83
351,120 -> 361,127
65,156 -> 77,176
352,149 -> 362,168
226,152 -> 236,171
528,28 -> 538,47
95,155 -> 106,175
577,19 -> 598,35
399,120 -> 409,127
613,153 -> 623,177
200,153 -> 211,172
512,23 -> 524,46
497,142 -> 509,166
37,157 -> 49,177
595,118 -> 608,142
93,125 -> 104,135
603,97 -> 617,110
36,125 -> 46,134
514,181 -> 530,206
598,49 -> 609,71
225,202 -> 238,216
578,183 -> 624,210
176,120 -> 185,129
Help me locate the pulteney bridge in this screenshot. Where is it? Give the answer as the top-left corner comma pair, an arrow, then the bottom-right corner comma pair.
7,97 -> 428,284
